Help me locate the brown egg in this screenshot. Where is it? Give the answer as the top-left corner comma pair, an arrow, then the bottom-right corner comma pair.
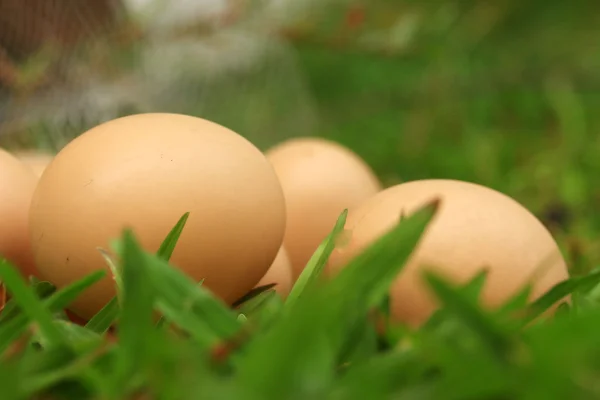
266,137 -> 381,279
29,113 -> 286,320
0,149 -> 38,277
13,150 -> 54,177
327,179 -> 569,327
255,246 -> 293,298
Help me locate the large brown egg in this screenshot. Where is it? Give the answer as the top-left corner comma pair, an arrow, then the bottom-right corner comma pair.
266,137 -> 381,279
255,246 -> 293,298
327,179 -> 569,327
0,149 -> 38,277
29,113 -> 286,319
13,150 -> 54,178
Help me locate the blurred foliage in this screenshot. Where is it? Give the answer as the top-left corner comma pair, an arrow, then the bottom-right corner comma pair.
281,0 -> 600,273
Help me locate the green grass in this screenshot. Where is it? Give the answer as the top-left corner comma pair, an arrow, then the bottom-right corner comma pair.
2,1 -> 600,398
0,203 -> 598,400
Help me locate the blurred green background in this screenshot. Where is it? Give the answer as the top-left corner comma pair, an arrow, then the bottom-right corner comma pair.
1,0 -> 599,273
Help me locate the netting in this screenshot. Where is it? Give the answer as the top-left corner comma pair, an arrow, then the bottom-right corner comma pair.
0,0 -> 321,151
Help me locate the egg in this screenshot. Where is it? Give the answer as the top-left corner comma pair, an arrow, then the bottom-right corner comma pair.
0,149 -> 38,277
13,150 -> 54,177
266,137 -> 381,279
255,246 -> 293,298
29,113 -> 286,320
326,179 -> 569,327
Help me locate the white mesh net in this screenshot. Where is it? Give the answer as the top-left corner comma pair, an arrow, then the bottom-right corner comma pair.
0,0 -> 322,150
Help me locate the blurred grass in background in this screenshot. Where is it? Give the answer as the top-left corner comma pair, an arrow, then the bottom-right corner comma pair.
1,0 -> 599,272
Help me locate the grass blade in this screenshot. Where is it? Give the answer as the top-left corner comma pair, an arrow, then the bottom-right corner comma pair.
54,320 -> 102,343
157,212 -> 190,260
97,248 -> 122,293
235,200 -> 437,399
232,284 -> 276,309
245,292 -> 284,330
461,269 -> 489,302
156,279 -> 205,329
332,351 -> 423,400
85,297 -> 119,334
0,314 -> 31,354
237,289 -> 277,318
555,302 -> 571,318
90,213 -> 191,332
522,270 -> 600,324
44,271 -> 107,314
0,260 -> 64,346
0,280 -> 55,324
337,313 -> 379,365
113,230 -> 157,389
285,209 -> 347,310
237,299 -> 336,399
0,360 -> 21,400
331,199 -> 439,311
21,343 -> 105,398
142,249 -> 241,345
423,272 -> 511,359
0,270 -> 105,353
497,285 -> 532,317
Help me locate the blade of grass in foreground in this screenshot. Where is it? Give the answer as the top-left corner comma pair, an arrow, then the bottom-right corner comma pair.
97,248 -> 122,293
555,302 -> 571,317
497,285 -> 532,317
237,288 -> 277,317
120,223 -> 241,348
285,209 -> 347,310
337,313 -> 379,365
0,270 -> 106,353
235,201 -> 437,399
112,230 -> 157,394
32,319 -> 104,354
0,359 -> 20,400
522,270 -> 600,325
461,269 -> 489,302
423,270 -> 495,332
157,212 -> 190,260
232,283 -> 276,308
244,291 -> 284,330
145,251 -> 241,347
89,212 -> 191,331
156,279 -> 204,330
91,246 -> 122,332
331,199 -> 439,312
54,320 -> 102,343
423,272 -> 511,359
0,280 -> 55,324
20,341 -> 109,399
332,350 -> 423,400
85,297 -> 119,334
0,260 -> 65,347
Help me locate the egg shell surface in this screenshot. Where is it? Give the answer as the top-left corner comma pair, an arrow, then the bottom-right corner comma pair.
327,179 -> 569,327
266,137 -> 381,279
13,151 -> 55,177
255,246 -> 293,298
0,149 -> 38,277
29,113 -> 287,319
